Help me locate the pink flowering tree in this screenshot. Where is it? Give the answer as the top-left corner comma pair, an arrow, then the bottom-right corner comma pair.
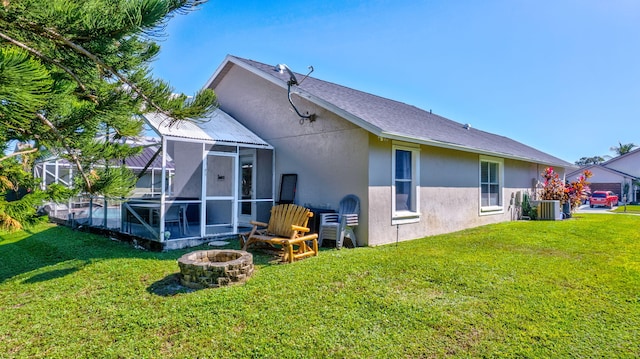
540,167 -> 592,212
566,170 -> 592,211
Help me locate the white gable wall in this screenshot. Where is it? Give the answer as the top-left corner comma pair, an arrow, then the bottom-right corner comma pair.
587,166 -> 627,183
603,151 -> 640,178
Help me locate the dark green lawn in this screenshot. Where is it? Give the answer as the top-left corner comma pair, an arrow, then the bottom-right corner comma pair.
1,214 -> 638,358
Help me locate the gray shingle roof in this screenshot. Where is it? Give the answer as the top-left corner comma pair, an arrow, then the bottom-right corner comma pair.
38,145 -> 174,170
125,145 -> 173,170
226,55 -> 571,167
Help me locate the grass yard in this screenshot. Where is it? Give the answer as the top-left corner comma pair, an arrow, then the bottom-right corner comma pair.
1,214 -> 639,358
612,204 -> 640,214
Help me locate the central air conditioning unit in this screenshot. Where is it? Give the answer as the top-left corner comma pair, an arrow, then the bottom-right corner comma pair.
538,200 -> 562,220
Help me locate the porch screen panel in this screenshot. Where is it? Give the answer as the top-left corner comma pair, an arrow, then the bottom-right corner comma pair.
255,149 -> 273,200
206,156 -> 234,197
255,201 -> 272,223
58,166 -> 72,187
205,200 -> 233,235
172,142 -> 203,199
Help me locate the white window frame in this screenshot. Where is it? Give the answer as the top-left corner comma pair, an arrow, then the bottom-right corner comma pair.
479,155 -> 504,215
392,142 -> 420,224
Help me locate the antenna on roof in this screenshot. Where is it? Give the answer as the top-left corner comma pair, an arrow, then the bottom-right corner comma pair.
298,66 -> 314,85
274,63 -> 316,123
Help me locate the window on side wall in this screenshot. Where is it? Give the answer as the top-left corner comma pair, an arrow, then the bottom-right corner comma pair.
479,156 -> 504,214
392,143 -> 420,224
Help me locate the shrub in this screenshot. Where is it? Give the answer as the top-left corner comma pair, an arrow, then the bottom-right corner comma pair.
539,167 -> 591,211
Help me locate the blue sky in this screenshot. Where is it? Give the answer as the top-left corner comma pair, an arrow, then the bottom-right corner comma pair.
151,0 -> 640,164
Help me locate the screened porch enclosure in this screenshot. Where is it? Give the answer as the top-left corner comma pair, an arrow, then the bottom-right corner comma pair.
33,143 -> 175,227
121,110 -> 274,246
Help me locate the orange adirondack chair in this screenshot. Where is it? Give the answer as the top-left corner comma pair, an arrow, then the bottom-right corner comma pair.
241,204 -> 318,263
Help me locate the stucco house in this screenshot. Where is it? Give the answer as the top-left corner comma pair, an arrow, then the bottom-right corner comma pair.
568,148 -> 640,203
202,55 -> 572,246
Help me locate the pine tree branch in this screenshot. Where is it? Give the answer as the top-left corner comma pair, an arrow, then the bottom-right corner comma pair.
36,113 -> 93,193
37,25 -> 177,120
0,147 -> 38,162
0,30 -> 90,95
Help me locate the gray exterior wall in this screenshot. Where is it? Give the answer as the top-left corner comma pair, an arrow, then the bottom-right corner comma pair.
367,138 -> 542,245
212,62 -> 565,246
211,64 -> 370,243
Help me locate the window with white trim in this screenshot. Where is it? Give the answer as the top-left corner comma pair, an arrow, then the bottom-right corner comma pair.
392,143 -> 420,223
479,156 -> 503,213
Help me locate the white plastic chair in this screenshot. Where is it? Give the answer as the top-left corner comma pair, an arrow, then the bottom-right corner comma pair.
318,195 -> 359,249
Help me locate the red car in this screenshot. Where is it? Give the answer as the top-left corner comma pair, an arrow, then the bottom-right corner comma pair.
589,191 -> 619,208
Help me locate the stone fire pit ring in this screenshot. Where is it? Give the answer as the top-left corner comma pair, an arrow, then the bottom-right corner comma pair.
177,249 -> 253,289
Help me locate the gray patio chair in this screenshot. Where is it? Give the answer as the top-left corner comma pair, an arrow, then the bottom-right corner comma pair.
164,205 -> 185,235
318,194 -> 359,249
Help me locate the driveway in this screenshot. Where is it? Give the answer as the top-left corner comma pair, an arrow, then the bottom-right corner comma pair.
574,204 -> 616,214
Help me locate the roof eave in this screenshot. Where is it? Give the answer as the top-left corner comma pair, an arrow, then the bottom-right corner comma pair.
206,56 -> 385,135
160,134 -> 273,149
380,132 -> 571,168
211,56 -> 570,168
203,54 -> 233,90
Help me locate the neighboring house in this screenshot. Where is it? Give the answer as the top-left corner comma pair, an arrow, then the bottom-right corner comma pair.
203,55 -> 573,246
568,148 -> 640,202
35,141 -> 174,198
33,138 -> 177,230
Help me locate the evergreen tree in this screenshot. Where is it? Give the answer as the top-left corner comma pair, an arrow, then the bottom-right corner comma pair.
610,141 -> 637,156
574,156 -> 605,166
0,0 -> 216,229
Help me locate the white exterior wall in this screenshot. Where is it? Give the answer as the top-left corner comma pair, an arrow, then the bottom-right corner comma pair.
587,167 -> 626,183
599,154 -> 639,200
604,152 -> 640,178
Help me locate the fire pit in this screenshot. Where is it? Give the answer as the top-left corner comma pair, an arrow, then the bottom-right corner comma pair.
177,249 -> 253,289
